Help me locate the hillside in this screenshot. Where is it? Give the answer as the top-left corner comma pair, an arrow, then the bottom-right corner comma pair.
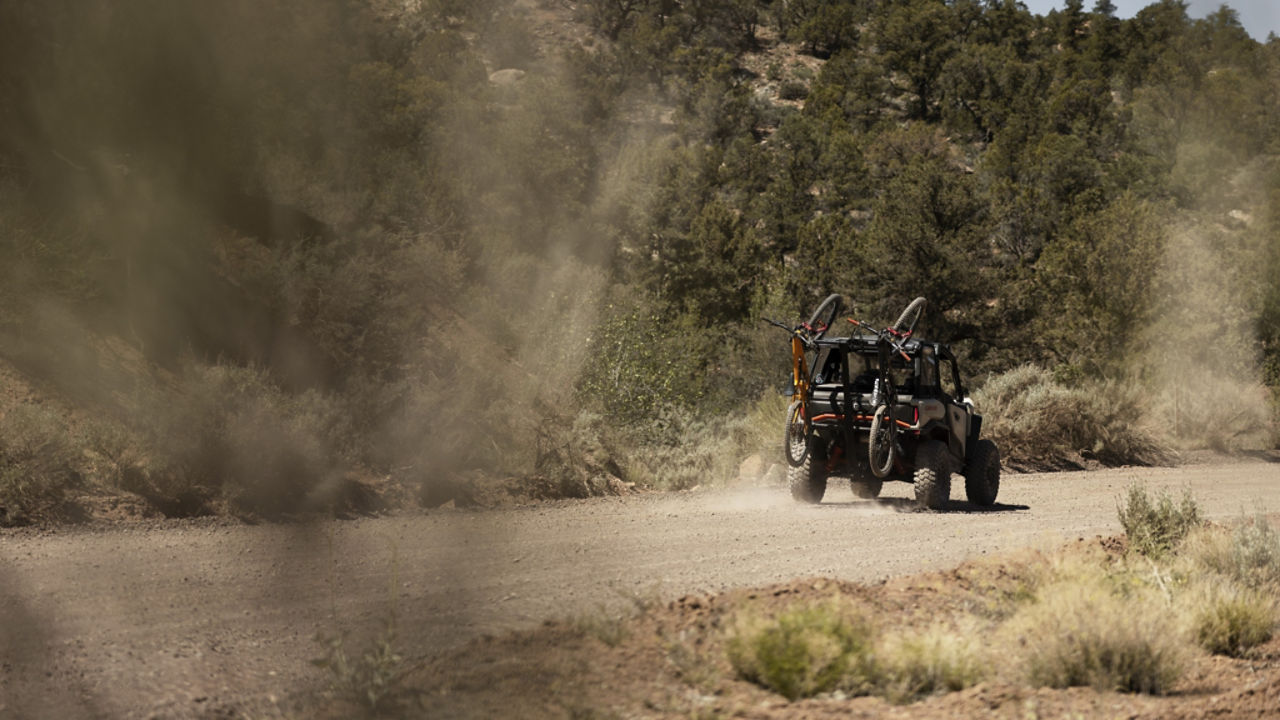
0,0 -> 1278,524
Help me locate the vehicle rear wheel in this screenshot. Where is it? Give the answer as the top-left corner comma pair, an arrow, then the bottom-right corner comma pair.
964,439 -> 1001,506
912,440 -> 951,511
783,400 -> 809,468
788,452 -> 827,504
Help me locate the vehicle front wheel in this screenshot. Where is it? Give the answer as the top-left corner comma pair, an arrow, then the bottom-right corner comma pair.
912,440 -> 951,511
788,453 -> 827,504
964,439 -> 1001,506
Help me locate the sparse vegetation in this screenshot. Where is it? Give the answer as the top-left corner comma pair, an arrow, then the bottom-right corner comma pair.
312,621 -> 408,715
372,499 -> 1280,716
0,405 -> 83,526
975,366 -> 1170,470
875,622 -> 987,703
1117,484 -> 1202,557
1185,581 -> 1276,657
1000,575 -> 1187,694
725,600 -> 876,701
1184,515 -> 1280,590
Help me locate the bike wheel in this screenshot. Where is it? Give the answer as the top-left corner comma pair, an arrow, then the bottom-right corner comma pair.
893,297 -> 927,335
868,405 -> 896,478
784,400 -> 810,467
807,294 -> 843,340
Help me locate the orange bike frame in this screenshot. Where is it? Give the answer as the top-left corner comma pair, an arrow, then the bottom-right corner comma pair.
791,335 -> 810,417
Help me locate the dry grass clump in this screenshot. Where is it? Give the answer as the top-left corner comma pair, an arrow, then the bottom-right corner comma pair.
1182,516 -> 1280,589
1174,516 -> 1280,656
0,404 -> 82,526
726,602 -> 989,703
875,622 -> 988,703
1184,582 -> 1276,657
975,365 -> 1169,470
999,573 -> 1188,694
1117,484 -> 1201,557
725,599 -> 877,700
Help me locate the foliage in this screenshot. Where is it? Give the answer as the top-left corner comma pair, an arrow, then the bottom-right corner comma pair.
726,599 -> 877,701
1185,582 -> 1276,657
1183,516 -> 1280,590
313,621 -> 407,715
1000,575 -> 1188,694
974,365 -> 1169,470
1117,484 -> 1202,557
2,0 -> 1280,515
0,405 -> 82,526
874,622 -> 987,703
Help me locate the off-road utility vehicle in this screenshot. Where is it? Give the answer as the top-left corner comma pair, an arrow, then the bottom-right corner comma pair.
767,296 -> 1000,510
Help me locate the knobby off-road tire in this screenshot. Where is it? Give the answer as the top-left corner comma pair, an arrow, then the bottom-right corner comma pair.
893,296 -> 927,335
913,439 -> 951,511
807,294 -> 843,339
963,438 -> 1001,506
784,401 -> 809,468
788,452 -> 828,504
868,405 -> 896,479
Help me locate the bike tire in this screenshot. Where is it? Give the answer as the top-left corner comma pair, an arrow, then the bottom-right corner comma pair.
807,294 -> 843,340
784,400 -> 810,468
868,405 -> 896,479
893,297 -> 927,335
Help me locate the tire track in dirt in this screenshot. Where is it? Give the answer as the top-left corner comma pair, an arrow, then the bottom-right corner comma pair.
1,460 -> 1278,717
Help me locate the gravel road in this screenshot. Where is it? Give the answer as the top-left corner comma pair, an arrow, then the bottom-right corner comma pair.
3,460 -> 1278,718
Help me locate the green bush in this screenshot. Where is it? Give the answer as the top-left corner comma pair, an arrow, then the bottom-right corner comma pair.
726,600 -> 876,701
778,80 -> 809,101
1186,582 -> 1276,657
875,622 -> 987,703
1000,577 -> 1188,694
1117,484 -> 1201,557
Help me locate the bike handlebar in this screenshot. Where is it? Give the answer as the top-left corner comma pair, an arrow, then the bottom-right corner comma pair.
763,317 -> 824,347
847,318 -> 912,362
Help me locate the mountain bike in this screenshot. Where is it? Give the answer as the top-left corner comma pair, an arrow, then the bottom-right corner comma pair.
847,297 -> 926,478
764,294 -> 843,467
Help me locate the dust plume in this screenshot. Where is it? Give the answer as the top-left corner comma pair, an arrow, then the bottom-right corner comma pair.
1138,166 -> 1274,451
0,0 -> 657,514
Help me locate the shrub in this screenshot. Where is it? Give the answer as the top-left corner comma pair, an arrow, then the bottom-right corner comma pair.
0,404 -> 82,526
1186,582 -> 1276,657
778,80 -> 809,101
1000,577 -> 1188,694
1183,516 -> 1280,589
620,392 -> 783,491
876,622 -> 987,703
975,365 -> 1169,470
726,600 -> 876,701
146,363 -> 351,516
1117,484 -> 1202,557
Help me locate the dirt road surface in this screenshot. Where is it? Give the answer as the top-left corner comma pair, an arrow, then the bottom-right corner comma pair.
3,460 -> 1279,718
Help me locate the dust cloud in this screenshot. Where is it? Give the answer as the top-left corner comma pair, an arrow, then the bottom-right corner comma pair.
0,0 -> 662,504
0,1 -> 665,711
1138,166 -> 1273,451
